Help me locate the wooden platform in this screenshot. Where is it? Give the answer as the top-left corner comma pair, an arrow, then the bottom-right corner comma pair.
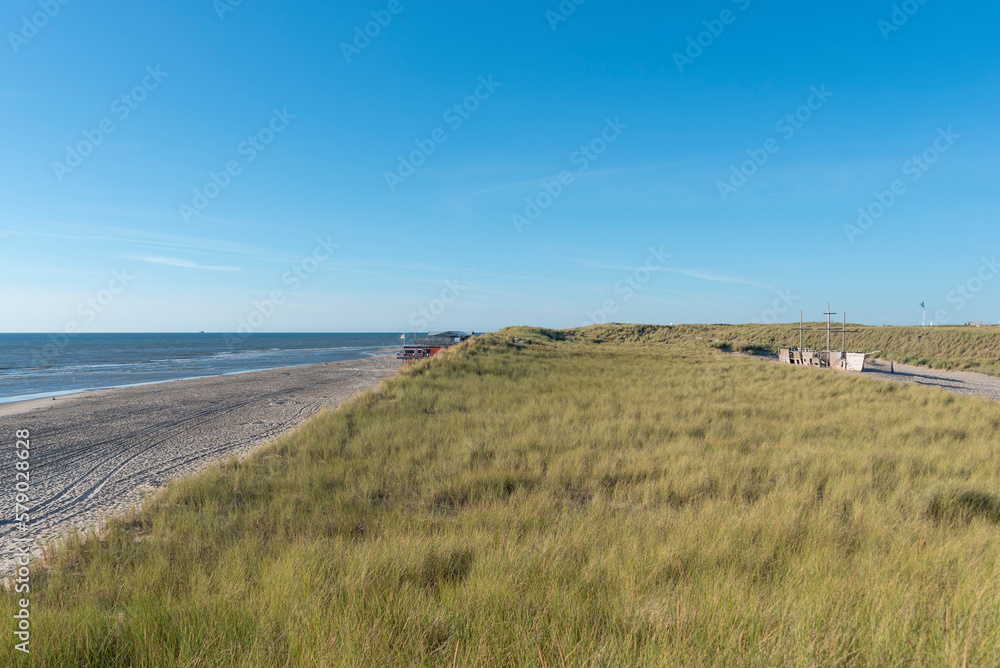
778,348 -> 867,372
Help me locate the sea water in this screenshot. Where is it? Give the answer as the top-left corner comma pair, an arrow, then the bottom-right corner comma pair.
0,333 -> 404,404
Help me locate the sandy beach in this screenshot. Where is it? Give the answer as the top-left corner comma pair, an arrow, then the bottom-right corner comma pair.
0,354 -> 400,574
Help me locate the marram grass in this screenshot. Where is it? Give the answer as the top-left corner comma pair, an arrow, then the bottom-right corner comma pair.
576,321 -> 1000,375
4,327 -> 1000,666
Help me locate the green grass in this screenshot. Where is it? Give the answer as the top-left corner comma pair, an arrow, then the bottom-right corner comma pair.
5,327 -> 1000,665
575,322 -> 1000,374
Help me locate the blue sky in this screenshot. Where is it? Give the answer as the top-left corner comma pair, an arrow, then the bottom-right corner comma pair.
1,0 -> 998,333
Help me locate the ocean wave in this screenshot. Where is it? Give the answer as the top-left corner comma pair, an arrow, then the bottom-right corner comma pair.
0,337 -> 396,402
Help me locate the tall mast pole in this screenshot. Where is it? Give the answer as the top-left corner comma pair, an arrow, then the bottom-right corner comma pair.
800,311 -> 803,350
823,303 -> 837,359
826,303 -> 831,354
843,312 -> 846,353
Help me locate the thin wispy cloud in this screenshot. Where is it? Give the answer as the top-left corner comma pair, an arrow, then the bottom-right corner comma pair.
461,177 -> 552,200
131,256 -> 241,272
11,222 -> 291,263
565,257 -> 668,271
330,259 -> 576,285
461,163 -> 681,202
561,256 -> 768,290
662,267 -> 771,290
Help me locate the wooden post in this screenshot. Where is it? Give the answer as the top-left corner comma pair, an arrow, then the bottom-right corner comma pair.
824,303 -> 837,356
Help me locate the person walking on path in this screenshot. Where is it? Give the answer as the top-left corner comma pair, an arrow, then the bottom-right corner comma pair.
890,361 -> 895,374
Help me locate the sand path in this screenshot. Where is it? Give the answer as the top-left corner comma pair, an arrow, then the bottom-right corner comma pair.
0,355 -> 400,574
742,351 -> 1000,401
861,358 -> 1000,401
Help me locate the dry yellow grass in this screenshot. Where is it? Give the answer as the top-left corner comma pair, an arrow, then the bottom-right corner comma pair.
580,322 -> 1000,374
4,327 -> 1000,666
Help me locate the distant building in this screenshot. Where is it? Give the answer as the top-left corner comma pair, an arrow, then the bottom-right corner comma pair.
397,331 -> 473,360
966,321 -> 983,327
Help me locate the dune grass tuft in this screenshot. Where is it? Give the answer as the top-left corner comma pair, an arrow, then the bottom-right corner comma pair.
926,487 -> 1000,525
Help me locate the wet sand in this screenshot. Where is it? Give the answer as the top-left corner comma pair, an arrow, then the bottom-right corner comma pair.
0,355 -> 400,574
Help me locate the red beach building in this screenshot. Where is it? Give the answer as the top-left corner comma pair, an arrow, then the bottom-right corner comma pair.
397,331 -> 473,360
